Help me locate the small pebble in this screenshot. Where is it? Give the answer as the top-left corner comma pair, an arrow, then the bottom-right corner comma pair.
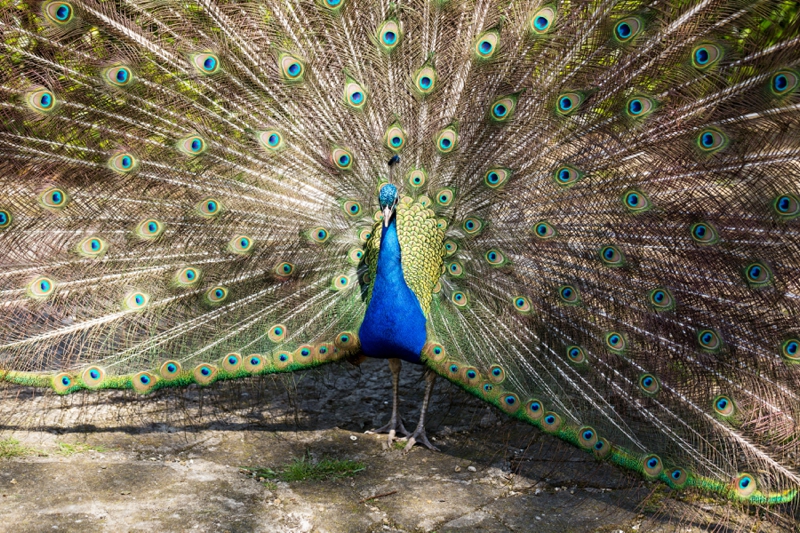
454,466 -> 461,472
350,435 -> 358,441
467,466 -> 476,472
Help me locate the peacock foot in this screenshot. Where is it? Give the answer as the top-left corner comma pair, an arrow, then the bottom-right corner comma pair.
401,426 -> 439,452
366,416 -> 411,447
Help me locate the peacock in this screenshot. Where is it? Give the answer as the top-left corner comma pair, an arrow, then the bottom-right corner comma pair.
1,0 -> 799,519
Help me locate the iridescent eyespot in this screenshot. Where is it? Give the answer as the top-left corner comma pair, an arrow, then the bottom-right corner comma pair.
599,245 -> 624,267
483,167 -> 510,188
485,249 -> 506,266
642,455 -> 663,477
258,130 -> 285,152
770,70 -> 799,96
781,338 -> 800,362
413,65 -> 437,95
52,373 -> 74,394
697,328 -> 721,352
191,53 -> 220,74
359,228 -> 372,243
462,217 -> 483,235
593,438 -> 612,459
174,267 -> 201,287
734,473 -> 757,498
27,88 -> 57,114
332,274 -> 351,291
488,365 -> 505,384
474,31 -> 499,59
193,363 -> 218,385
331,148 -> 353,171
296,345 -> 313,361
530,6 -> 556,35
436,218 -> 448,231
491,95 -> 517,122
692,44 -> 722,70
244,354 -> 264,373
385,123 -> 406,151
424,342 -> 446,362
668,468 -> 688,488
558,284 -> 580,305
556,92 -> 583,116
578,427 -> 598,449
648,288 -> 675,311
309,227 -> 330,243
79,366 -> 105,388
435,188 -> 454,207
336,331 -> 358,352
275,262 -> 295,277
773,193 -> 799,219
109,153 -> 138,173
78,236 -> 108,257
136,218 -> 165,240
123,290 -> 149,310
690,222 -> 719,244
444,239 -> 458,256
696,128 -> 727,153
553,165 -> 583,187
407,168 -> 427,188
377,20 -> 401,52
500,393 -> 520,413
566,345 -> 586,365
533,221 -> 556,239
268,324 -> 286,343
229,234 -> 253,254
639,374 -> 660,395
132,371 -> 157,393
40,187 -> 69,209
222,353 -> 242,373
436,127 -> 458,153
279,53 -> 305,82
447,261 -> 464,277
160,360 -> 182,380
613,17 -> 642,43
0,209 -> 11,229
622,189 -> 651,212
29,276 -> 56,298
197,198 -> 222,217
744,261 -> 771,287
345,78 -> 367,110
205,286 -> 228,304
626,96 -> 655,118
347,247 -> 364,265
605,331 -> 626,353
524,399 -> 544,420
713,395 -> 735,417
513,296 -> 531,313
44,2 -> 74,25
322,0 -> 343,11
451,291 -> 468,307
103,65 -> 133,87
542,412 -> 562,433
178,135 -> 207,156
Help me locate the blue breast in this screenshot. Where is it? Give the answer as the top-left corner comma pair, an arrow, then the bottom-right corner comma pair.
358,217 -> 427,364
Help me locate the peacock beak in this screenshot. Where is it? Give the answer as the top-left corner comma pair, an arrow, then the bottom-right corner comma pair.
382,206 -> 393,227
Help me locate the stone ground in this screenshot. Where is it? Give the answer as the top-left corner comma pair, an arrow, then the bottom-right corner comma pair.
0,359 -> 794,533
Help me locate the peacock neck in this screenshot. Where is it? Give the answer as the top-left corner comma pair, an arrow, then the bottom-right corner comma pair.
358,216 -> 428,364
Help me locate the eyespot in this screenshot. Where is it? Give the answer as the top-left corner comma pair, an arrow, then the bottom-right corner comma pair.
346,247 -> 364,265
566,345 -> 587,365
0,209 -> 12,229
27,88 -> 57,113
191,53 -> 220,75
690,222 -> 719,244
244,354 -> 265,373
424,342 -> 446,362
109,153 -> 138,173
309,227 -> 330,243
488,365 -> 505,384
639,374 -> 660,395
444,239 -> 458,256
770,70 -> 798,96
103,65 -> 133,87
268,324 -> 287,343
315,343 -> 335,363
174,266 -> 201,288
229,234 -> 253,254
593,437 -> 612,459
485,249 -> 506,266
533,221 -> 556,239
513,296 -> 532,314
193,363 -> 218,385
338,200 -> 361,219
556,92 -> 583,116
160,360 -> 182,380
336,331 -> 359,352
378,20 -> 401,52
345,79 -> 367,110
648,288 -> 675,311
274,351 -> 293,369
626,96 -> 655,118
330,147 -> 354,170
123,290 -> 149,310
29,276 -> 56,298
530,6 -> 556,34
499,393 -> 520,413
295,345 -> 313,362
359,228 -> 372,243
605,331 -> 627,353
258,130 -> 285,152
275,262 -> 295,277
451,291 -> 468,307
40,187 -> 69,209
177,135 -> 207,156
713,395 -> 735,417
435,219 -> 447,231
558,284 -> 580,305
385,123 -> 406,151
462,217 -> 483,235
525,399 -> 544,420
322,0 -> 343,11
578,427 -> 598,449
491,96 -> 516,122
483,167 -> 510,188
697,328 -> 721,352
614,17 -> 642,43
222,353 -> 242,373
436,188 -> 455,207
132,371 -> 157,393
542,412 -> 562,433
459,366 -> 481,387
136,219 -> 165,240
553,165 -> 583,187
692,44 -> 722,69
744,261 -> 771,287
697,128 -> 727,153
279,53 -> 305,82
447,261 -> 464,278
407,168 -> 427,188
332,274 -> 351,291
642,454 -> 663,477
781,338 -> 800,362
474,31 -> 499,59
44,2 -> 74,25
773,193 -> 799,219
197,198 -> 222,217
78,236 -> 108,257
52,373 -> 75,394
733,473 -> 757,498
668,468 -> 688,488
436,127 -> 458,153
599,245 -> 625,267
622,189 -> 651,212
414,65 -> 437,95
205,286 -> 228,304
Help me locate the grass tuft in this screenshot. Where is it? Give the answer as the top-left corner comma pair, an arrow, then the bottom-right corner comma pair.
0,438 -> 36,459
242,452 -> 365,484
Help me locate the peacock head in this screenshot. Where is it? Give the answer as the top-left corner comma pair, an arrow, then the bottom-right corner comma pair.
379,183 -> 398,228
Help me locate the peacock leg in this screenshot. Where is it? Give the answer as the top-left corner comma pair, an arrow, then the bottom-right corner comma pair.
403,369 -> 439,451
366,358 -> 410,445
